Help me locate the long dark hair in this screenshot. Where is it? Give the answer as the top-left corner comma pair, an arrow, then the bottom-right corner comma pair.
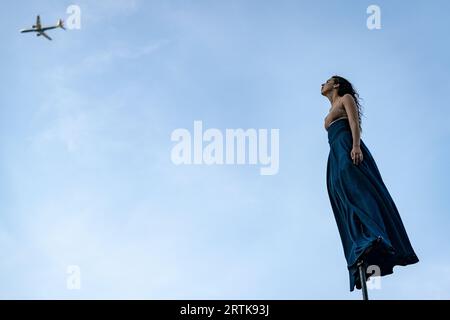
332,75 -> 364,132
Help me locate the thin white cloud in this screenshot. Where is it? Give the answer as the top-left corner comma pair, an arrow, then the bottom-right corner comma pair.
80,0 -> 141,21
49,40 -> 170,78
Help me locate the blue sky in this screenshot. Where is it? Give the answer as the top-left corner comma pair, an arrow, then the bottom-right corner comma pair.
1,0 -> 449,299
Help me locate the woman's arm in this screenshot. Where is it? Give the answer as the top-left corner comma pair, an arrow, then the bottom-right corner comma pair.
342,94 -> 363,165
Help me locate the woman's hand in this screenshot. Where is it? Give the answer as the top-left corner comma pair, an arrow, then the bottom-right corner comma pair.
351,146 -> 363,165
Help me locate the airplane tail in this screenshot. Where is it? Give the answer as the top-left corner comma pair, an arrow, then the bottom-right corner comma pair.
58,19 -> 66,30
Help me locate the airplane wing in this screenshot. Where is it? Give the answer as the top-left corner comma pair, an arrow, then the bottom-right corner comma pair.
36,15 -> 41,29
39,31 -> 52,41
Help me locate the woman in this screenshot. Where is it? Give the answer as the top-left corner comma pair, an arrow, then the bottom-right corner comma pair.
321,75 -> 419,292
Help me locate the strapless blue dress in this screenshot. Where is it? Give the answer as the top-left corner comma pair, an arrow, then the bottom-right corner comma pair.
326,118 -> 419,291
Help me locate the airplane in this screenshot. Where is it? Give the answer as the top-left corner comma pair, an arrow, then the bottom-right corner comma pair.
20,15 -> 66,41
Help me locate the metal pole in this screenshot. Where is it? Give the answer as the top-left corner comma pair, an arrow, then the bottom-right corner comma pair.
357,260 -> 369,300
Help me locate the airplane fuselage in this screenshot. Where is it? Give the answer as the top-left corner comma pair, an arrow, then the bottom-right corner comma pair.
20,16 -> 65,41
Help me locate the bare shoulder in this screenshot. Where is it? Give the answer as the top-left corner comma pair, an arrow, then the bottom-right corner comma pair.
342,93 -> 356,104
341,94 -> 357,112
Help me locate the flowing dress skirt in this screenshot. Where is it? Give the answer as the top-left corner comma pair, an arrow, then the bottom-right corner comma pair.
326,118 -> 419,291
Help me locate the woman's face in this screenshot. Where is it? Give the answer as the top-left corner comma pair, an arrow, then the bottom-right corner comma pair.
321,78 -> 336,96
